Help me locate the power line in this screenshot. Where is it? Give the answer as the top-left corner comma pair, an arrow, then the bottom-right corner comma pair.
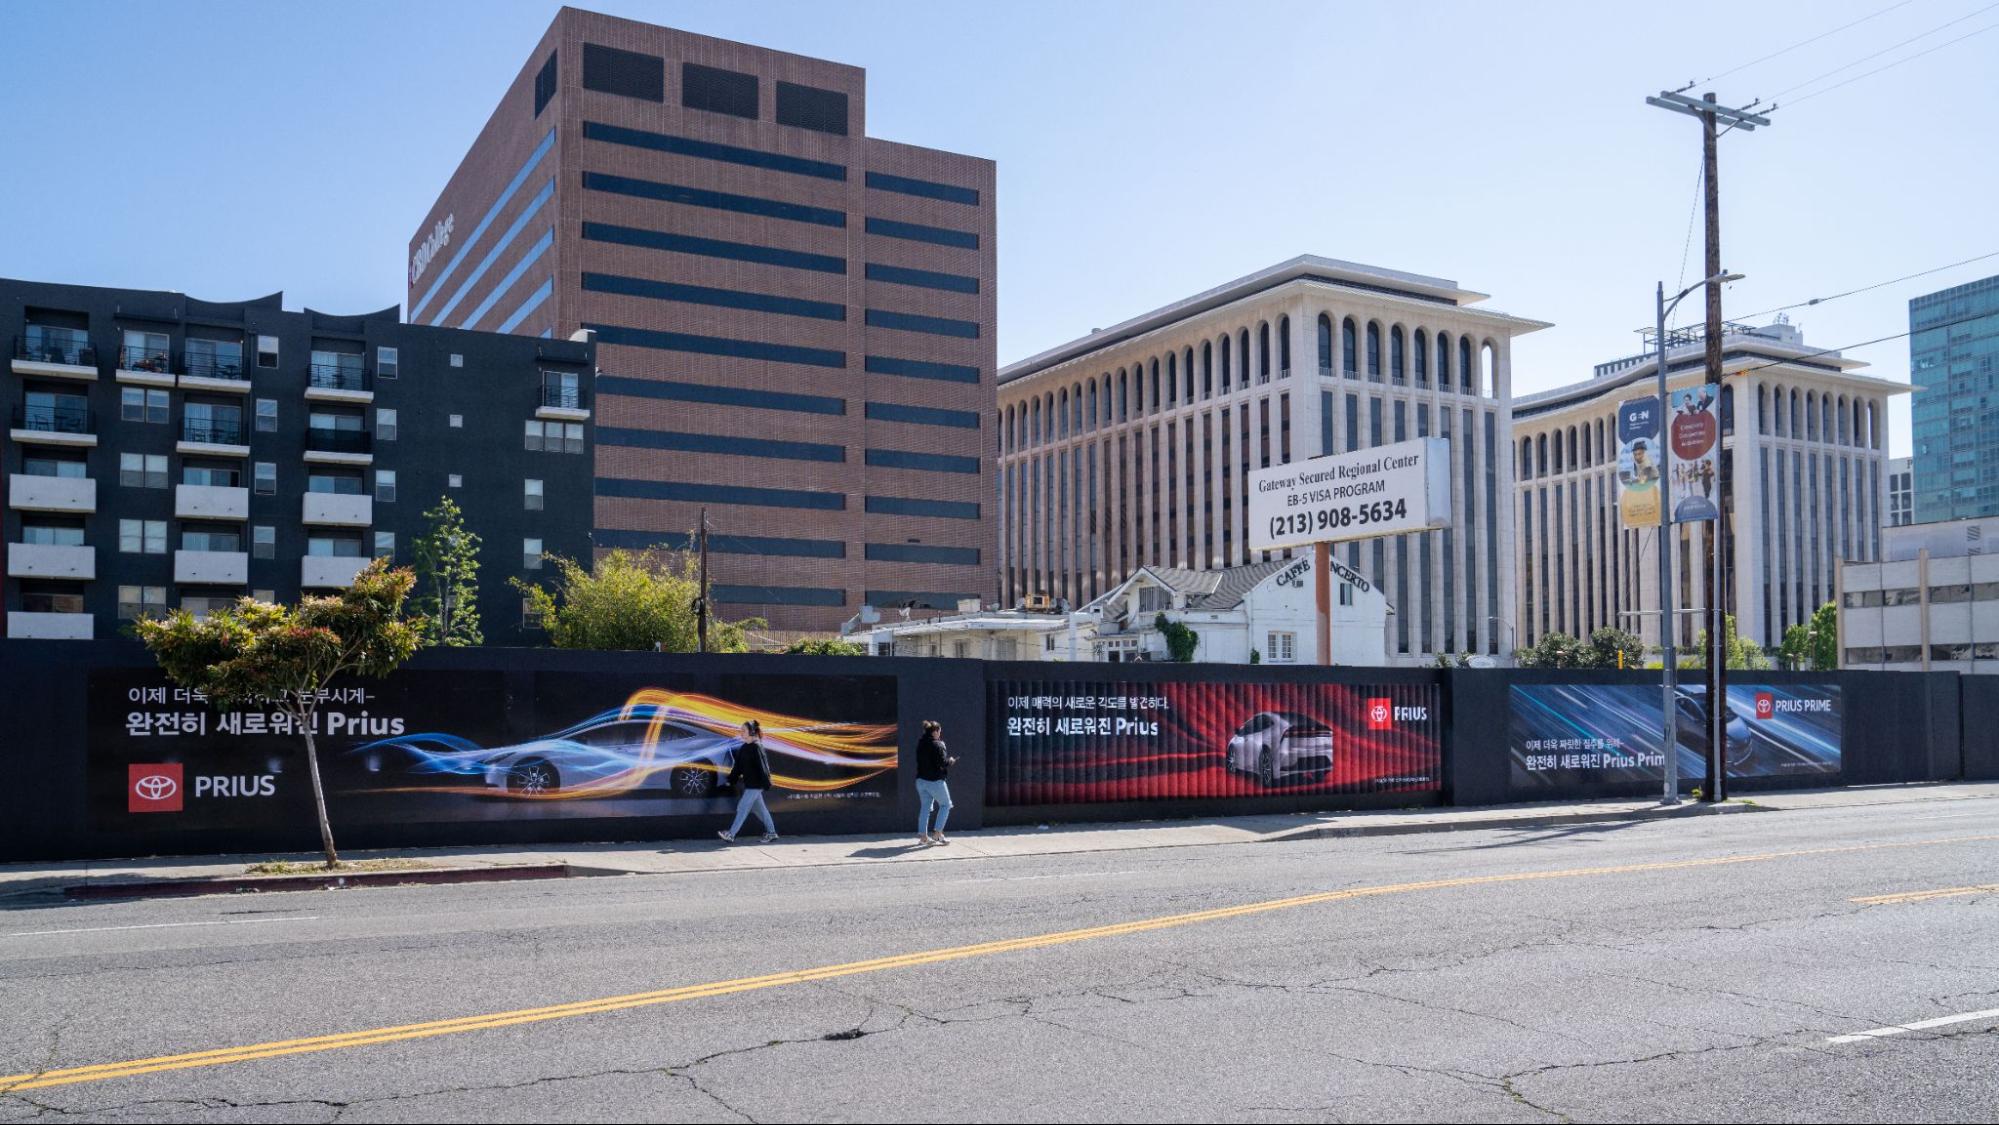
1787,20 -> 1999,104
1733,249 -> 1999,321
1774,0 -> 1999,98
1728,308 -> 1997,376
1700,0 -> 1920,83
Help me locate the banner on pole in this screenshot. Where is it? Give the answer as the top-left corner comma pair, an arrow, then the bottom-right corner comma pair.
1668,383 -> 1721,523
1616,397 -> 1663,530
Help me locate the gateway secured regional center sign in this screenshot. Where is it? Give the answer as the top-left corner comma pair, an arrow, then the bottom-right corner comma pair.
1248,436 -> 1452,551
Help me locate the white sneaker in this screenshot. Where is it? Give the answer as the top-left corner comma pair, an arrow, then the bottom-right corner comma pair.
930,833 -> 950,845
760,833 -> 778,844
717,831 -> 733,842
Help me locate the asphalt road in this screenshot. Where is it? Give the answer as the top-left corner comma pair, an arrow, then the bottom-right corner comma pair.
1,800 -> 1995,1123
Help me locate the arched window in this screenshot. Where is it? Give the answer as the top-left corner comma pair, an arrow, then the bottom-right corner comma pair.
1520,437 -> 1533,480
1219,336 -> 1232,393
1806,391 -> 1818,441
1460,338 -> 1474,393
1317,314 -> 1333,373
1183,347 -> 1194,401
1823,397 -> 1834,445
1277,315 -> 1291,376
1436,332 -> 1452,388
1342,318 -> 1358,378
1029,399 -> 1039,444
1569,426 -> 1577,469
1757,384 -> 1768,434
1150,358 -> 1160,413
1868,400 -> 1879,448
1596,419 -> 1606,466
1390,326 -> 1405,384
1118,372 -> 1128,422
1536,434 -> 1548,476
1721,384 -> 1735,436
1790,388 -> 1800,438
1365,322 -> 1381,381
1258,321 -> 1271,381
1057,389 -> 1068,438
1482,341 -> 1497,398
1202,342 -> 1214,398
1086,382 -> 1097,428
1414,329 -> 1428,386
1167,353 -> 1178,405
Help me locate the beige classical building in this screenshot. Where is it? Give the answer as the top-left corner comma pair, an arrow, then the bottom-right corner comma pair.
997,256 -> 1549,666
1511,319 -> 1906,654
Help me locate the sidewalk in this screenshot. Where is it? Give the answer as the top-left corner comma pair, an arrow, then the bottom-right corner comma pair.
6,781 -> 1996,902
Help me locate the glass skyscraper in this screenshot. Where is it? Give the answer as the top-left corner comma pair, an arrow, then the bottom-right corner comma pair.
1911,274 -> 1999,523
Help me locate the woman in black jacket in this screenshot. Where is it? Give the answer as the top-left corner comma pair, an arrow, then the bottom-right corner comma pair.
718,719 -> 778,843
915,719 -> 956,845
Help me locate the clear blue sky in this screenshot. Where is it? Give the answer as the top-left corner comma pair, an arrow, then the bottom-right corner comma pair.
5,0 -> 1995,457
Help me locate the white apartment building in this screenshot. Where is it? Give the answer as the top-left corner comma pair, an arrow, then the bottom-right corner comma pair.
1841,516 -> 1998,673
1511,319 -> 1906,653
996,256 -> 1549,667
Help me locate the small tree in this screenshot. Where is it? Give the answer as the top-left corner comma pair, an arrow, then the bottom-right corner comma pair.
410,495 -> 482,647
1584,627 -> 1646,670
1685,614 -> 1771,670
1516,631 -> 1584,669
784,638 -> 867,656
133,560 -> 421,868
1778,623 -> 1811,671
516,548 -> 758,652
1154,614 -> 1199,662
1805,601 -> 1839,671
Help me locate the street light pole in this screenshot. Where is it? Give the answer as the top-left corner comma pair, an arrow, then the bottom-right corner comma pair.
1652,270 -> 1742,806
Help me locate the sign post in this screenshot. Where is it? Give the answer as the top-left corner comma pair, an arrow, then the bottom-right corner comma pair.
1250,437 -> 1452,667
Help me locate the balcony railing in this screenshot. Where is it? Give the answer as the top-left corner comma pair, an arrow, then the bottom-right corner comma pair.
17,330 -> 96,368
540,383 -> 582,409
13,404 -> 93,435
183,352 -> 247,381
306,427 -> 372,454
308,363 -> 369,392
181,420 -> 247,445
119,344 -> 173,374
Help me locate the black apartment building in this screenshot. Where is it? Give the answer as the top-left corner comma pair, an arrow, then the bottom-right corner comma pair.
2,279 -> 594,644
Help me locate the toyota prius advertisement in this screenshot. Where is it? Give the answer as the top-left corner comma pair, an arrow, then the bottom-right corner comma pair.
989,679 -> 1441,806
90,669 -> 898,834
1509,682 -> 1842,793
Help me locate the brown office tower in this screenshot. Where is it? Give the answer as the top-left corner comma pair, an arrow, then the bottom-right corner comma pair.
407,8 -> 996,636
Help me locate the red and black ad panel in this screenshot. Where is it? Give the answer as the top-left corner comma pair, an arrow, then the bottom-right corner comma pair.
988,678 -> 1442,806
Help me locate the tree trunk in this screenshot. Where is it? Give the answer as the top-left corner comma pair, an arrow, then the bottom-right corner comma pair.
300,715 -> 339,868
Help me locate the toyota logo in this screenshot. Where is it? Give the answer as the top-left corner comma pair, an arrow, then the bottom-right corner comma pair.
134,774 -> 178,801
1369,702 -> 1389,724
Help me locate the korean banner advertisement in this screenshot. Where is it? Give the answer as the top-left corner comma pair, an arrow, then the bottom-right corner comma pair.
1509,682 -> 1842,791
1667,383 -> 1721,523
989,679 -> 1442,806
1616,396 -> 1663,530
93,669 -> 899,833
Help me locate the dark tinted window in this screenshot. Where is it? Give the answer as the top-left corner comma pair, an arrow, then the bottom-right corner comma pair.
596,477 -> 846,510
598,530 -> 846,559
865,448 -> 979,474
776,81 -> 849,135
682,62 -> 758,118
865,543 -> 980,565
534,51 -> 558,116
865,495 -> 979,520
865,170 -> 979,205
583,221 -> 846,275
866,590 -> 979,611
598,374 -> 845,416
582,43 -> 664,102
713,585 -> 846,607
866,308 -> 979,338
598,427 -> 845,463
865,216 -> 980,249
864,354 -> 980,384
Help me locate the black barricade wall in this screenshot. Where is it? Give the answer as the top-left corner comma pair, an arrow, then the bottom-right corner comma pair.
1965,675 -> 1999,780
0,640 -> 987,864
0,639 -> 1986,866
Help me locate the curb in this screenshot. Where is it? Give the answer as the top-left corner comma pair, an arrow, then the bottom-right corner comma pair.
61,863 -> 574,901
1263,800 -> 1762,842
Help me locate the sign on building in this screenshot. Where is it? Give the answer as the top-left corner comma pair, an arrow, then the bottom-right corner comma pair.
1248,437 -> 1452,552
1668,384 -> 1721,523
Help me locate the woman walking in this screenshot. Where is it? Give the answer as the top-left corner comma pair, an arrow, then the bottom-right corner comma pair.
718,719 -> 778,844
915,719 -> 956,845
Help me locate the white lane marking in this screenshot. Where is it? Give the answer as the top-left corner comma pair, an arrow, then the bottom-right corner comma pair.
1828,1008 -> 1999,1044
5,916 -> 320,938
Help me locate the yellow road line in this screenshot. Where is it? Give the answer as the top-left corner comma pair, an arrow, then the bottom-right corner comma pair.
4,830 -> 1995,1094
1852,882 -> 1999,905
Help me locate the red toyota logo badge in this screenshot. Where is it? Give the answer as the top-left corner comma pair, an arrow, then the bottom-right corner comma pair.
1366,698 -> 1394,730
129,764 -> 184,813
1754,692 -> 1775,720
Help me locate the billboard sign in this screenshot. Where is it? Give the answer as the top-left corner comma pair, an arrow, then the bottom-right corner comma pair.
89,669 -> 898,834
1509,682 -> 1841,792
1668,383 -> 1721,523
990,678 -> 1441,806
1249,437 -> 1451,552
1616,396 -> 1663,530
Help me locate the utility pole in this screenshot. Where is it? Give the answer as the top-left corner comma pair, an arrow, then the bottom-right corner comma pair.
696,506 -> 710,654
1646,87 -> 1770,803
